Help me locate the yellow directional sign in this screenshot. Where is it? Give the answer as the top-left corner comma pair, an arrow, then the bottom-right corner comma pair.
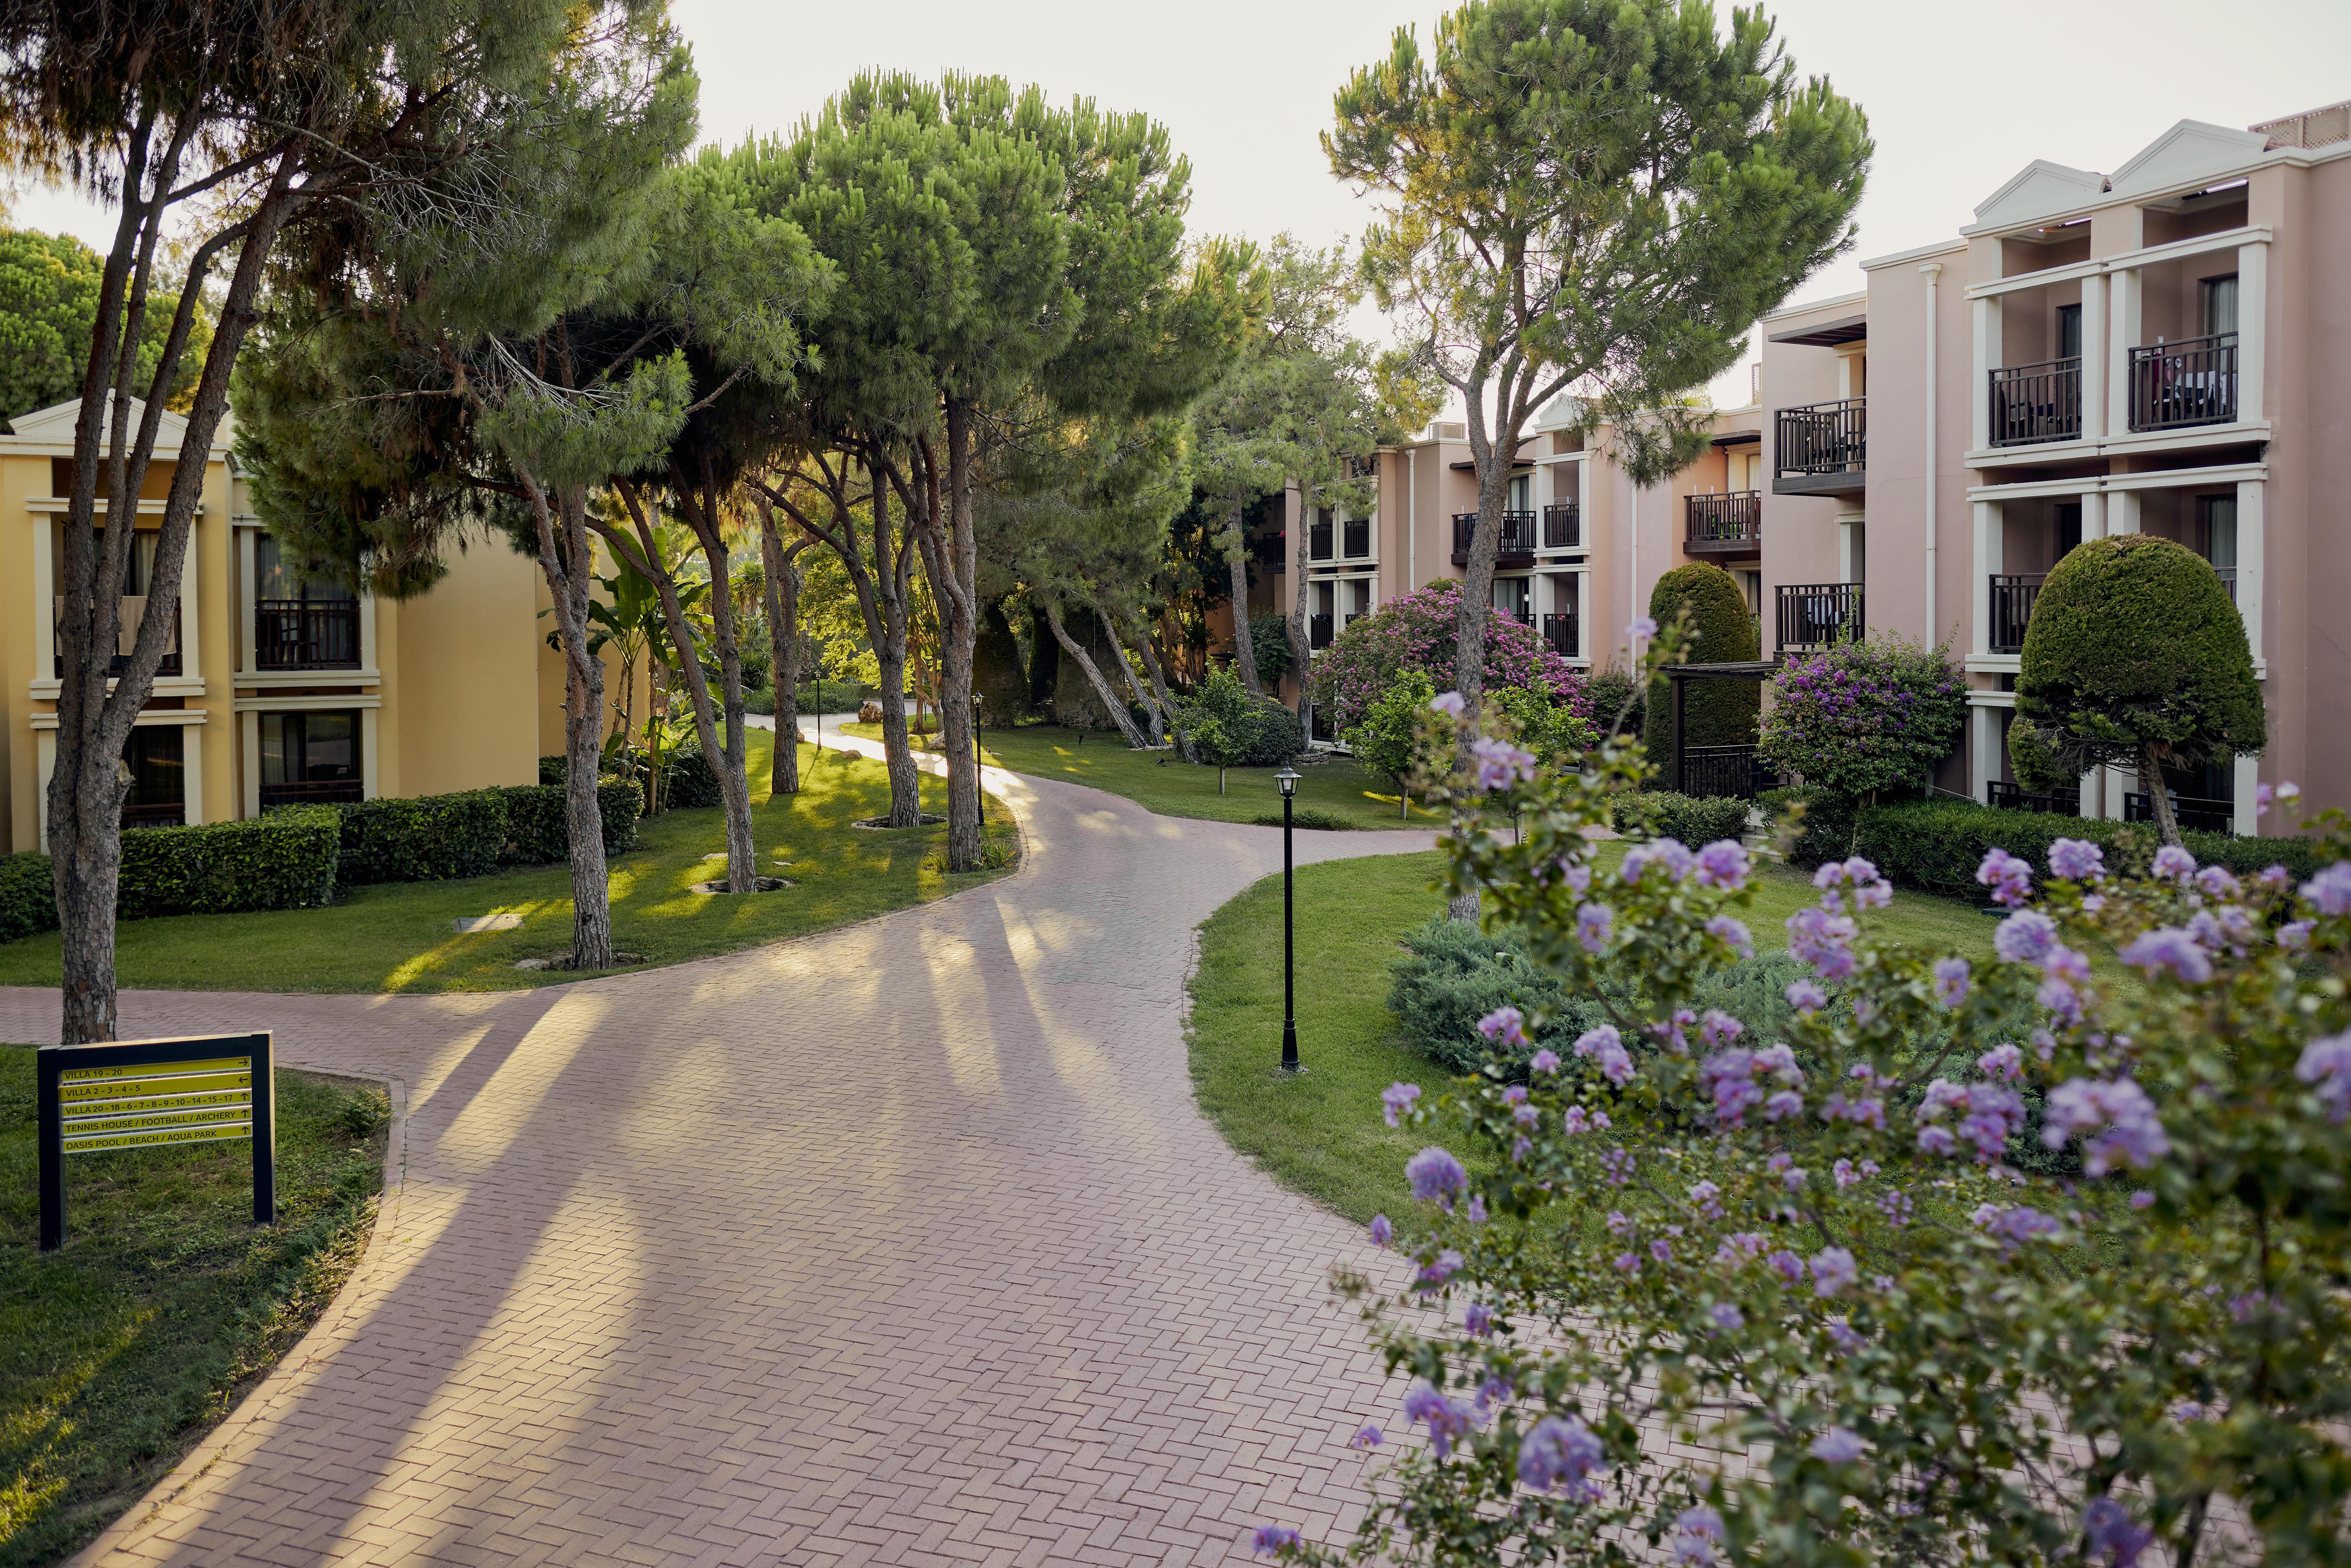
60,1056 -> 251,1084
62,1122 -> 254,1152
61,1070 -> 251,1103
40,1037 -> 275,1245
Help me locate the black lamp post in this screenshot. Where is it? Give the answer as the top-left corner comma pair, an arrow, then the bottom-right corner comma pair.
1277,765 -> 1301,1073
971,693 -> 984,824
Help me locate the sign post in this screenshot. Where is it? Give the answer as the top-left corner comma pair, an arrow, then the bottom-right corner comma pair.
37,1032 -> 274,1252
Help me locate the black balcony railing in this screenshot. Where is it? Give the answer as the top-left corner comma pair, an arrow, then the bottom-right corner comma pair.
1540,613 -> 1578,659
1775,582 -> 1864,652
1677,744 -> 1775,801
1987,780 -> 2079,816
1342,519 -> 1371,559
2125,791 -> 2235,835
1685,491 -> 1761,553
121,801 -> 186,830
2129,333 -> 2238,431
255,598 -> 360,670
1776,397 -> 1866,477
1452,510 -> 1537,566
1309,613 -> 1333,650
1989,356 -> 2082,446
260,778 -> 364,809
1542,502 -> 1580,549
1308,521 -> 1333,561
1988,573 -> 2045,654
55,597 -> 181,678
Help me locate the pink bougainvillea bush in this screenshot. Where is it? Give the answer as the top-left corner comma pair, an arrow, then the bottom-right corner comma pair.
1308,581 -> 1589,732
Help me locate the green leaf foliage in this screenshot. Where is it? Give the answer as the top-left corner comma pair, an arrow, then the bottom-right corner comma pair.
333,792 -> 508,886
114,810 -> 342,920
1847,797 -> 2329,896
1183,667 -> 1304,768
1345,670 -> 1442,790
1757,635 -> 1967,800
0,229 -> 213,424
1610,790 -> 1753,847
0,852 -> 53,944
1642,562 -> 1759,762
2012,533 -> 2265,780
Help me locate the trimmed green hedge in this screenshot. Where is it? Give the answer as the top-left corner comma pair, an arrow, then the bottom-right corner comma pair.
1848,798 -> 2331,897
1611,790 -> 1753,847
0,852 -> 54,943
1757,785 -> 1861,866
335,790 -> 507,886
118,807 -> 342,919
494,780 -> 640,865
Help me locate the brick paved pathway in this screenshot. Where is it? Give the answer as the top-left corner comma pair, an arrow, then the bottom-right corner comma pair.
7,738 -> 1436,1567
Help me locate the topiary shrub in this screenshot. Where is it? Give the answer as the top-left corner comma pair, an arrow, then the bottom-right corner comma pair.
1610,790 -> 1752,847
2008,534 -> 2265,847
1583,662 -> 1646,740
1641,562 -> 1758,764
1757,784 -> 1859,867
1244,695 -> 1306,766
334,790 -> 507,886
1308,579 -> 1588,733
1757,635 -> 1966,809
0,852 -> 56,944
117,807 -> 341,919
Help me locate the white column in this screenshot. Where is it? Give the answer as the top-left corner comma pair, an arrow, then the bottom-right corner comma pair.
2079,766 -> 2104,820
32,512 -> 53,679
2233,755 -> 2260,837
2081,490 -> 2107,541
2236,239 -> 2267,424
176,519 -> 197,676
1970,702 -> 2003,804
2079,273 -> 2107,437
181,721 -> 205,825
361,707 -> 380,801
2103,763 -> 2136,822
34,730 -> 55,850
2108,268 -> 2141,439
241,710 -> 261,819
1971,295 -> 1999,450
1971,500 -> 2002,656
2235,478 -> 2264,662
2108,489 -> 2141,536
237,526 -> 257,672
360,586 -> 379,672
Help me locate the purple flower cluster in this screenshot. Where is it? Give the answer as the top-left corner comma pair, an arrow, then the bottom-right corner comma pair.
1252,1525 -> 1302,1555
1530,1047 -> 1562,1074
1706,914 -> 1754,958
2083,1497 -> 2154,1568
1932,956 -> 1971,1008
1785,978 -> 1826,1014
1477,1007 -> 1526,1048
1406,1145 -> 1469,1205
1694,839 -> 1751,889
1992,910 -> 2058,965
1369,1214 -> 1393,1246
2048,837 -> 2106,882
2152,844 -> 2198,882
1698,1042 -> 1802,1126
1573,1024 -> 1635,1086
1813,856 -> 1893,911
1786,907 -> 1859,980
1469,735 -> 1538,790
1621,838 -> 1696,884
1709,1301 -> 1744,1332
1402,1381 -> 1477,1458
2304,862 -> 2351,916
1382,1081 -> 1422,1127
1758,641 -> 1966,798
1516,1413 -> 1605,1497
2043,1078 -> 2170,1175
1809,1426 -> 1867,1464
1418,1248 -> 1464,1289
1809,1246 -> 1858,1297
1576,903 -> 1614,954
1977,848 -> 2033,907
2119,927 -> 2213,984
1464,1302 -> 1496,1337
1671,1505 -> 1724,1566
1915,1077 -> 2027,1162
1973,1203 -> 2061,1249
2296,1031 -> 2351,1122
1598,1147 -> 1635,1186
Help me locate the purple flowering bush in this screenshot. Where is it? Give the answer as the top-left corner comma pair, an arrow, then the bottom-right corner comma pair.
1756,636 -> 1966,804
1308,580 -> 1588,733
1259,625 -> 2351,1567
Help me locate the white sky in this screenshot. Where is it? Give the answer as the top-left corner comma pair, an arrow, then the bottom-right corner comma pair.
15,0 -> 2349,409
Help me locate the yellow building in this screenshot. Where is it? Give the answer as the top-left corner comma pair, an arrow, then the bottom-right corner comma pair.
1,396 -> 565,853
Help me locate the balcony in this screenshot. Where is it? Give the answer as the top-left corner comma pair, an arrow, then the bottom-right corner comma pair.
1540,612 -> 1578,659
1775,582 -> 1864,652
1309,613 -> 1333,651
1542,502 -> 1580,549
1342,519 -> 1371,559
54,596 -> 181,678
1988,780 -> 2079,817
1773,398 -> 1865,496
1988,357 -> 2082,446
1308,520 -> 1333,562
2129,333 -> 2237,432
255,599 -> 361,670
1251,532 -> 1288,570
1676,744 -> 1776,801
1988,573 -> 2045,654
1684,492 -> 1760,558
2125,791 -> 2234,835
1452,511 -> 1536,568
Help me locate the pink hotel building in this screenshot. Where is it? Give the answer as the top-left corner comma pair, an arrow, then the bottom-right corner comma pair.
1277,100 -> 2349,836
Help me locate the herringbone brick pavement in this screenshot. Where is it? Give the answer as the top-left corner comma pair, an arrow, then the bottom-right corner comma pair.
6,737 -> 1433,1566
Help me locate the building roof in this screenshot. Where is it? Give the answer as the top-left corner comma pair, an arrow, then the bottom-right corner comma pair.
0,395 -> 231,457
1766,312 -> 1868,347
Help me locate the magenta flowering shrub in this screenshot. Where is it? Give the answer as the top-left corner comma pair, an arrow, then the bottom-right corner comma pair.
1255,626 -> 2351,1568
1308,580 -> 1588,733
1756,635 -> 1966,800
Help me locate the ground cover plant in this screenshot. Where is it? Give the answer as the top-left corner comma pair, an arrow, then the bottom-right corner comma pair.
1249,627 -> 2351,1568
0,733 -> 1011,995
854,720 -> 1440,831
0,1054 -> 390,1566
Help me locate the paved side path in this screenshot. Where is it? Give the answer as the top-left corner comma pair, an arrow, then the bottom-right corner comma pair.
6,734 -> 1437,1568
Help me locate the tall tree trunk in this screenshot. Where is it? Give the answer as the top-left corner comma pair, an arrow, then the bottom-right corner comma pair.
1095,598 -> 1163,744
758,511 -> 805,797
1135,621 -> 1195,763
1044,603 -> 1150,747
868,465 -> 923,827
52,142 -> 293,1042
1289,485 -> 1315,731
1447,378 -> 1519,923
2141,744 -> 2184,849
526,480 -> 614,969
1224,505 -> 1263,697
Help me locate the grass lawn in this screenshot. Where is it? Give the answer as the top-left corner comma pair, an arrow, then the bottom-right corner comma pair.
847,720 -> 1441,831
0,1048 -> 389,1566
0,731 -> 1014,995
1187,846 -> 2002,1229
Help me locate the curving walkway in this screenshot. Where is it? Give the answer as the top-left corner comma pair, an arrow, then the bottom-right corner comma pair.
6,732 -> 1436,1567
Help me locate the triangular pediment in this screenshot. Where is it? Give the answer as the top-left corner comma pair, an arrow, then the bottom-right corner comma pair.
0,394 -> 216,452
2108,119 -> 2269,200
1970,160 -> 2109,232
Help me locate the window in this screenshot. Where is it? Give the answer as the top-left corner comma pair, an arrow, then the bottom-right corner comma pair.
121,725 -> 184,829
255,534 -> 356,603
2056,303 -> 2082,361
1508,473 -> 1532,512
260,710 -> 362,806
2197,494 -> 2238,604
1492,576 -> 1531,622
2200,275 -> 2239,339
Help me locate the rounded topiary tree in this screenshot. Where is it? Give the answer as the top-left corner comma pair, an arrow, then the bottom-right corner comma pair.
2007,533 -> 2264,846
1641,562 -> 1759,763
1308,580 -> 1587,734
